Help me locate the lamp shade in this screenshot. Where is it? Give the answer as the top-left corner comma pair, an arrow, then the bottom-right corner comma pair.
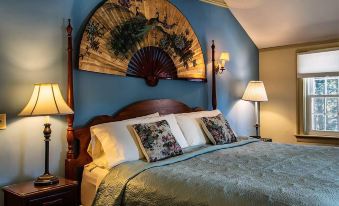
220,52 -> 230,61
242,81 -> 268,102
19,83 -> 74,116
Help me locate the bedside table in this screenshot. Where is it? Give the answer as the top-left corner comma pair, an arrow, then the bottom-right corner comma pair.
260,137 -> 272,142
2,178 -> 78,206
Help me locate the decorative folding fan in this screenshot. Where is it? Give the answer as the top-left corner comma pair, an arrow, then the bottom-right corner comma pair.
79,0 -> 206,86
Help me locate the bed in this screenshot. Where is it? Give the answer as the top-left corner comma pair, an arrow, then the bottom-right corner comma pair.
74,106 -> 339,206
63,98 -> 339,206
63,21 -> 339,206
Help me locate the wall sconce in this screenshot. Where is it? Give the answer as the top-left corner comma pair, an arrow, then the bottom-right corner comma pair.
216,52 -> 230,74
211,40 -> 231,110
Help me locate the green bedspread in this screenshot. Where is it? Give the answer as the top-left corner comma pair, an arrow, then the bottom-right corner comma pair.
93,139 -> 339,206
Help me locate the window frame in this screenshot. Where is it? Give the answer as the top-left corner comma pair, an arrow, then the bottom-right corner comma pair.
296,45 -> 339,144
303,77 -> 339,136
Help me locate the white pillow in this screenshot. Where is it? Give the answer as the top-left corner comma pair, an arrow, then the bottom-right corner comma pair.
90,114 -> 188,169
175,110 -> 221,146
88,113 -> 159,168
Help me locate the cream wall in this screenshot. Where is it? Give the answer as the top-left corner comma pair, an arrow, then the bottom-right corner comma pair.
259,40 -> 339,144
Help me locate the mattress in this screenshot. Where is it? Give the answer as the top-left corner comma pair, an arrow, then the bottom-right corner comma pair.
81,163 -> 109,206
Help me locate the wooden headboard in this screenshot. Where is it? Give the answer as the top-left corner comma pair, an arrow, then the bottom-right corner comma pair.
64,20 -> 216,181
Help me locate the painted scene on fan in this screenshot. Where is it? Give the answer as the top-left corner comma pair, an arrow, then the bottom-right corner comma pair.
79,0 -> 206,84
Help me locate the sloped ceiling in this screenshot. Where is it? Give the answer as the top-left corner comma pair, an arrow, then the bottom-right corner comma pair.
224,0 -> 339,49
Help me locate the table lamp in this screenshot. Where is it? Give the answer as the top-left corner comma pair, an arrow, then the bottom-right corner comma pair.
242,81 -> 268,139
19,83 -> 74,186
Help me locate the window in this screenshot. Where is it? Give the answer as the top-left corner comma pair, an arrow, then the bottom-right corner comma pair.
305,77 -> 339,133
298,48 -> 339,136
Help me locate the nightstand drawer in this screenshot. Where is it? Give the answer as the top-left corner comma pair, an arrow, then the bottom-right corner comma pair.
28,189 -> 75,206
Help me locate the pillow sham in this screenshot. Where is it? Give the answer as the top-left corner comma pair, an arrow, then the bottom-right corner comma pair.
200,114 -> 237,145
141,114 -> 189,149
88,112 -> 160,168
132,120 -> 183,162
90,114 -> 188,169
175,110 -> 221,146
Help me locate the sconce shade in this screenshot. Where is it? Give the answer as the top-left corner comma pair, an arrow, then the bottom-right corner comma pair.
242,81 -> 268,102
19,83 -> 74,116
220,52 -> 230,61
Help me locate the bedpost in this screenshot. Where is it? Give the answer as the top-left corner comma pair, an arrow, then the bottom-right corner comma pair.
65,19 -> 76,179
211,40 -> 217,110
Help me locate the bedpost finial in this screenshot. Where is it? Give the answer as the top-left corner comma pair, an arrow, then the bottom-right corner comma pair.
66,19 -> 73,34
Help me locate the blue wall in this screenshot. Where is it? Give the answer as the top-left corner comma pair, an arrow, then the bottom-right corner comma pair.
0,0 -> 257,205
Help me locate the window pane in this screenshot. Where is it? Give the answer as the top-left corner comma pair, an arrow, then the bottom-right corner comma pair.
325,97 -> 338,131
314,79 -> 325,95
312,97 -> 324,114
326,114 -> 338,131
312,114 -> 325,131
326,97 -> 338,114
327,78 -> 338,95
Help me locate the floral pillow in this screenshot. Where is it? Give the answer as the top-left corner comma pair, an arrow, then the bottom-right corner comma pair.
200,114 -> 237,145
131,120 -> 183,162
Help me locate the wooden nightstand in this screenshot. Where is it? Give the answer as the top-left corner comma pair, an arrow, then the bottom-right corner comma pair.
260,137 -> 272,142
2,178 -> 78,206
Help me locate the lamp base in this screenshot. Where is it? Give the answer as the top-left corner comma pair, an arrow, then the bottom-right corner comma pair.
34,174 -> 59,186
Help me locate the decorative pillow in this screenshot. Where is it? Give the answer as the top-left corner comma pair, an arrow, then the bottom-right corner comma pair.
200,114 -> 237,145
132,120 -> 183,162
175,110 -> 221,146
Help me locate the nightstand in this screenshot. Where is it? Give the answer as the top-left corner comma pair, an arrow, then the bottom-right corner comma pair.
260,137 -> 272,142
2,178 -> 78,206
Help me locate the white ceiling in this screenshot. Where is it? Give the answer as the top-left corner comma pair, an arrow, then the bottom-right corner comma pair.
224,0 -> 339,49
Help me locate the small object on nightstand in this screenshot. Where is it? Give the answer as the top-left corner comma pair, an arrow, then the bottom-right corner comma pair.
260,137 -> 272,142
2,178 -> 78,206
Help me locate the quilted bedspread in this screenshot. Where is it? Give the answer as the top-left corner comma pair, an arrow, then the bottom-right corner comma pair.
93,139 -> 339,206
